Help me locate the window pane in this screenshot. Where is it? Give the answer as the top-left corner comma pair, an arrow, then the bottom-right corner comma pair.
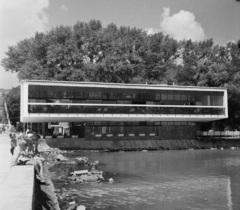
168,90 -> 174,100
161,91 -> 168,100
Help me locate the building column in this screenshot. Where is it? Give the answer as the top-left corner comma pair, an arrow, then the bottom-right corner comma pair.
37,123 -> 40,134
42,123 -> 45,137
70,123 -> 73,136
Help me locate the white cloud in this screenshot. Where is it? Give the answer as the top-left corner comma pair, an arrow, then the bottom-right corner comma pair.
60,4 -> 68,12
0,0 -> 49,89
145,28 -> 159,35
160,7 -> 205,41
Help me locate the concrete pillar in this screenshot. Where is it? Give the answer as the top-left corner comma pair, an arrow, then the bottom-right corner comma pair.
70,123 -> 73,136
37,123 -> 40,134
42,123 -> 45,137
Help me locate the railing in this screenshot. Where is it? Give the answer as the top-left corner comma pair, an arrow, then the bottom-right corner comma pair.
28,105 -> 225,116
197,131 -> 240,138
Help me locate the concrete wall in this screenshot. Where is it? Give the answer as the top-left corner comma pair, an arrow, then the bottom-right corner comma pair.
0,165 -> 35,210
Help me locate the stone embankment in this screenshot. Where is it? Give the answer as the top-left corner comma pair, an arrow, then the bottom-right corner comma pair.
45,138 -> 240,151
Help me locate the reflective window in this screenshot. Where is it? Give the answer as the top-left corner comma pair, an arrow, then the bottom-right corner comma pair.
161,90 -> 168,100
175,92 -> 181,100
28,85 -> 224,106
168,90 -> 174,100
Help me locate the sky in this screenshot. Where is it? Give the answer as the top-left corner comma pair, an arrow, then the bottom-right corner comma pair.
0,0 -> 240,89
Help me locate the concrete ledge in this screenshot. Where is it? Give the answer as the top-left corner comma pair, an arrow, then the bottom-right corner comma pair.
0,165 -> 35,210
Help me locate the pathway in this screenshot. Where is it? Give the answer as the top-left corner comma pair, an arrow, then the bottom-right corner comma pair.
0,134 -> 12,184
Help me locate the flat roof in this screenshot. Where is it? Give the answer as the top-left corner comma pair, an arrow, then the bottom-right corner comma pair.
21,80 -> 227,91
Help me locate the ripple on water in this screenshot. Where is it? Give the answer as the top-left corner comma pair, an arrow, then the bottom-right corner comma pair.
66,176 -> 232,210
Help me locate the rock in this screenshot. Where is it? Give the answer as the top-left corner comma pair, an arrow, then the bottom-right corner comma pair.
67,203 -> 78,210
69,201 -> 76,205
69,189 -> 77,193
56,154 -> 68,161
109,178 -> 114,183
81,174 -> 101,182
75,157 -> 89,163
93,160 -> 99,165
142,150 -> 148,152
77,205 -> 86,210
75,177 -> 84,183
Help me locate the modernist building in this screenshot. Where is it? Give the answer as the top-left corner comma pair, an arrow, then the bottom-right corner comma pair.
20,80 -> 228,140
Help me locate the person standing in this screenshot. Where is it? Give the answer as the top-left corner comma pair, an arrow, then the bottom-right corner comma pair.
9,133 -> 17,155
2,126 -> 6,134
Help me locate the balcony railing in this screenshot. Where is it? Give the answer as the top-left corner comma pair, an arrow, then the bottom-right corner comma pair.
197,131 -> 240,138
28,105 -> 225,116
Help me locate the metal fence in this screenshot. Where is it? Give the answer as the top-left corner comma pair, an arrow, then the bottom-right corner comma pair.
196,131 -> 240,138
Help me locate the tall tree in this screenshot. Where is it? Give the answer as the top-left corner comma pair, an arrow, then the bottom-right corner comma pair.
5,86 -> 21,126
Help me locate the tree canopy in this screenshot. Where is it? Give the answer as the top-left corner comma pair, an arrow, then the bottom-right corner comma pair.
1,20 -> 178,84
1,20 -> 240,129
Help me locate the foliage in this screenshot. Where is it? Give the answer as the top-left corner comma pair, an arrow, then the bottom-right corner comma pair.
1,20 -> 178,84
5,86 -> 21,126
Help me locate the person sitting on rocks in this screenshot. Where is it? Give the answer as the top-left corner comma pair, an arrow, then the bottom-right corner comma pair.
11,139 -> 47,184
9,133 -> 17,155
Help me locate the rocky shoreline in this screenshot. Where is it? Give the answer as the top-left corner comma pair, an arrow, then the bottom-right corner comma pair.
38,143 -> 111,210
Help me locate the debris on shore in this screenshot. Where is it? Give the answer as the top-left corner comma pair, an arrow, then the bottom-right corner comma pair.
69,168 -> 104,183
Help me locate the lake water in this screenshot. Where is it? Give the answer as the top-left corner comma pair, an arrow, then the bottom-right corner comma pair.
52,149 -> 240,210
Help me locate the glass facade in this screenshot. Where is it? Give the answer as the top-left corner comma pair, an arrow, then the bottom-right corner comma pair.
87,121 -> 196,137
28,105 -> 225,115
28,85 -> 224,106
